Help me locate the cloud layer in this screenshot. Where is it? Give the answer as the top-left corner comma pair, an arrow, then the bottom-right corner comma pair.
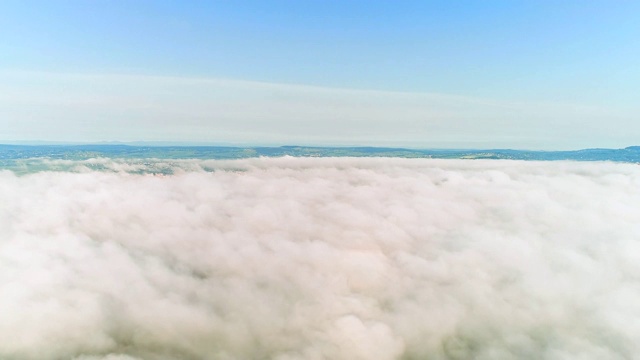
1,157 -> 640,359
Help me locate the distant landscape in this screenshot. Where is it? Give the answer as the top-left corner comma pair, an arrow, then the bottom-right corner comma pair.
1,144 -> 640,163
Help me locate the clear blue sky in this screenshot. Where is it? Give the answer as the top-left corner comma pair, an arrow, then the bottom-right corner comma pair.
1,1 -> 639,149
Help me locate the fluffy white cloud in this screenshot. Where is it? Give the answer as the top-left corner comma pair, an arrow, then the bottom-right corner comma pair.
1,157 -> 639,359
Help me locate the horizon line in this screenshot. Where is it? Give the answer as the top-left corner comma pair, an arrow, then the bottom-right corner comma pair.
0,141 -> 638,153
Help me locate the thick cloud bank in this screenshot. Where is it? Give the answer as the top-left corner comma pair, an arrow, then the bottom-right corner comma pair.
1,157 -> 640,359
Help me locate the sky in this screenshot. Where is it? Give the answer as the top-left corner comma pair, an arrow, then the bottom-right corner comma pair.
0,0 -> 639,149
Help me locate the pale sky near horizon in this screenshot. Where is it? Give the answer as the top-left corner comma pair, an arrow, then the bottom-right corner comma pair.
1,1 -> 639,149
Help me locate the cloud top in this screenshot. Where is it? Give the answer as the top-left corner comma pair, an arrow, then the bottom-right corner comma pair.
1,158 -> 640,359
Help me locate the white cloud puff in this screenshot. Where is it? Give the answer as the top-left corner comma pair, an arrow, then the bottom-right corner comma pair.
1,157 -> 640,359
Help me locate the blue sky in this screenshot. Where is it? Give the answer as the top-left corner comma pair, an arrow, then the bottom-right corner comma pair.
1,1 -> 639,149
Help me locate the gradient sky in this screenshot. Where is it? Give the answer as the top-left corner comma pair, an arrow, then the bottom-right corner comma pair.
1,1 -> 639,149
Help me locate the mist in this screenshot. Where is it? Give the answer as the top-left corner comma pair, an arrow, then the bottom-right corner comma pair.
1,71 -> 634,149
1,157 -> 640,359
